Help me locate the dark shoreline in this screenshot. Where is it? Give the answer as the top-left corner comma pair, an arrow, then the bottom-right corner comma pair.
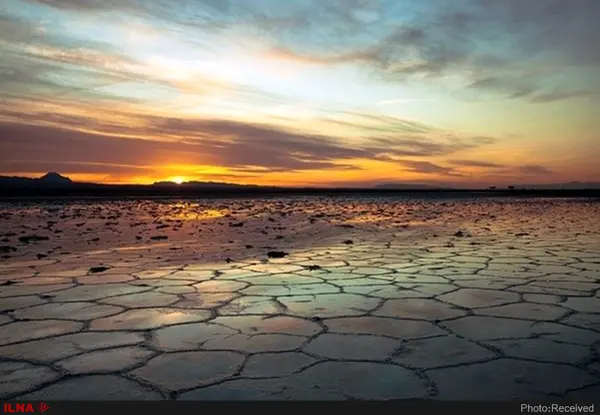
1,187 -> 599,200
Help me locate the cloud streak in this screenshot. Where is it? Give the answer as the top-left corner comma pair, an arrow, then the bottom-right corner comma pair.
0,105 -> 499,175
517,165 -> 554,176
397,160 -> 460,176
448,160 -> 505,168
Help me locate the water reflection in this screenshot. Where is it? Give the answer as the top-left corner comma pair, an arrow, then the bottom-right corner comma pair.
161,202 -> 228,221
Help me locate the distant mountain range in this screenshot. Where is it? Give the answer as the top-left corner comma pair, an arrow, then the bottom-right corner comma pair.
375,181 -> 600,190
0,173 -> 599,195
514,182 -> 600,190
0,172 -> 74,188
1,173 -> 445,190
374,183 -> 450,190
0,173 -> 262,190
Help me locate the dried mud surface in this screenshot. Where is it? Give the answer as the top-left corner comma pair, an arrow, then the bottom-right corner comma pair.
0,196 -> 599,401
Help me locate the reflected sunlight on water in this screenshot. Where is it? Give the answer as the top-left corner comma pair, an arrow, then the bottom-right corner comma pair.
160,202 -> 228,221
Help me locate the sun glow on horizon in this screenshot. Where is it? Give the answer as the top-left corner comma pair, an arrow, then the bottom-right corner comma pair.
169,176 -> 186,184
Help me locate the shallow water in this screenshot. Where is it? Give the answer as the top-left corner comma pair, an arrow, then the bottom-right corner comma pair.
1,196 -> 598,262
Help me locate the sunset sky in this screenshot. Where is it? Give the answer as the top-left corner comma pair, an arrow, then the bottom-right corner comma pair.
0,0 -> 599,187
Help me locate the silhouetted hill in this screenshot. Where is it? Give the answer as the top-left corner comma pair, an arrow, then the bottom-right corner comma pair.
0,173 -> 73,188
0,174 -> 262,190
39,172 -> 73,186
0,176 -> 37,187
0,173 -> 279,196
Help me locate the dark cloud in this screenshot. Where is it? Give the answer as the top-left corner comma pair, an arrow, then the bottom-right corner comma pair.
469,136 -> 496,145
530,90 -> 599,104
517,165 -> 554,175
0,108 -> 557,182
30,0 -> 122,9
366,136 -> 491,158
468,77 -> 598,104
321,113 -> 496,158
0,104 -> 497,175
475,0 -> 600,66
28,0 -> 239,31
448,160 -> 505,168
396,160 -> 460,176
468,77 -> 539,100
0,121 -> 362,173
398,159 -> 555,179
27,0 -> 159,15
334,112 -> 436,134
367,138 -> 451,157
444,161 -> 555,178
0,93 -> 497,167
256,1 -> 600,102
0,15 -> 47,44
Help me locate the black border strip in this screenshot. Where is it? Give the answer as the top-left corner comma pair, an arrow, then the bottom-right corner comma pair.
2,401 -> 598,415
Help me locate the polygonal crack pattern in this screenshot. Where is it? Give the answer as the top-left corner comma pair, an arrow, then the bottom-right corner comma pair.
0,197 -> 599,400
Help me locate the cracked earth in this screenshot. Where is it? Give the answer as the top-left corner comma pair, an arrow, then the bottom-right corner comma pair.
0,197 -> 599,401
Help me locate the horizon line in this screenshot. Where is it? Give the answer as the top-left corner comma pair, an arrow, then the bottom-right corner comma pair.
1,172 -> 600,191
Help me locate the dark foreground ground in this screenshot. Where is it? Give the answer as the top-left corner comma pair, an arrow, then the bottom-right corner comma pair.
0,196 -> 599,401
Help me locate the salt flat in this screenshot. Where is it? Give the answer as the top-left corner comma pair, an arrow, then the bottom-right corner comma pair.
0,196 -> 599,400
